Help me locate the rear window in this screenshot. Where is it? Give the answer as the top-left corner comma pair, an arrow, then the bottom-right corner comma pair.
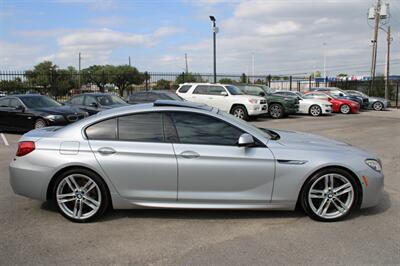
86,118 -> 117,140
178,85 -> 191,93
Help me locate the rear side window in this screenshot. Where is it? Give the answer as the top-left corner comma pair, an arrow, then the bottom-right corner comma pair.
118,113 -> 164,142
86,118 -> 117,140
193,85 -> 209,95
178,85 -> 191,93
0,98 -> 9,107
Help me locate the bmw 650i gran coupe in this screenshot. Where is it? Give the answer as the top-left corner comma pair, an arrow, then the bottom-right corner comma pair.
9,100 -> 383,222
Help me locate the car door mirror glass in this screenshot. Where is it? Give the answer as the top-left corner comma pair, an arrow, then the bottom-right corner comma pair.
90,102 -> 99,108
238,133 -> 255,147
259,92 -> 266,97
220,91 -> 228,96
16,105 -> 25,111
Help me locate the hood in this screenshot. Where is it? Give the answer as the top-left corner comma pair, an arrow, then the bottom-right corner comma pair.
33,105 -> 85,115
271,129 -> 371,156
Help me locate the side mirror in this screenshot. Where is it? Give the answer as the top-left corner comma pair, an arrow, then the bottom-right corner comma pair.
220,91 -> 228,96
339,93 -> 344,97
328,97 -> 333,101
15,105 -> 25,112
238,133 -> 255,147
90,102 -> 99,108
259,92 -> 266,97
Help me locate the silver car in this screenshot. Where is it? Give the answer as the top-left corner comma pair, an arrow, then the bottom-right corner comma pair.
9,101 -> 384,222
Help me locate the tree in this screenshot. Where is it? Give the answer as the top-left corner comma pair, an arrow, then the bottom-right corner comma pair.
175,72 -> 203,84
81,65 -> 113,92
219,78 -> 235,84
314,71 -> 322,78
338,73 -> 348,77
109,65 -> 145,96
155,79 -> 171,90
0,78 -> 25,94
26,61 -> 58,91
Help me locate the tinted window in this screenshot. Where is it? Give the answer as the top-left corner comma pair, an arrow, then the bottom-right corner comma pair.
178,85 -> 191,93
170,112 -> 243,146
208,86 -> 226,95
70,95 -> 84,105
96,95 -> 126,105
193,85 -> 209,95
118,113 -> 164,142
84,95 -> 97,106
20,96 -> 61,108
86,118 -> 117,140
0,98 -> 9,107
130,93 -> 147,102
225,85 -> 243,95
147,93 -> 162,101
9,98 -> 21,108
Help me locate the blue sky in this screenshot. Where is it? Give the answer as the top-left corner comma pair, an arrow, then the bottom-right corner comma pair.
1,0 -> 399,76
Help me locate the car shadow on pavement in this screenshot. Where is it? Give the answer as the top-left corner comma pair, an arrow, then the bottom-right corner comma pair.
354,191 -> 391,218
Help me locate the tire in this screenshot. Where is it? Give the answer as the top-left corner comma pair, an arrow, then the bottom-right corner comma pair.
231,105 -> 249,120
340,104 -> 351,114
52,168 -> 110,223
269,103 -> 284,119
300,168 -> 359,222
372,101 -> 384,111
34,118 -> 47,129
309,105 -> 322,117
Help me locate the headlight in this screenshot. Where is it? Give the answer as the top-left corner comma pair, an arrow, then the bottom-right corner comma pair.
248,98 -> 259,104
45,115 -> 64,121
83,112 -> 89,117
365,159 -> 382,172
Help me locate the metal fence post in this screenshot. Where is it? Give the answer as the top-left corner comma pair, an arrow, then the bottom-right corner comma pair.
182,72 -> 185,83
289,76 -> 292,91
325,76 -> 328,87
396,82 -> 399,108
145,71 -> 148,91
268,75 -> 271,87
309,76 -> 311,89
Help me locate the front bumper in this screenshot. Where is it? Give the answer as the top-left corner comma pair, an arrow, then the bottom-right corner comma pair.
321,106 -> 332,114
357,167 -> 384,209
247,104 -> 268,116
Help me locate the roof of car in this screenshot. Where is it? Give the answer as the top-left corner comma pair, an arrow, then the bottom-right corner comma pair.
153,100 -> 213,111
131,90 -> 176,94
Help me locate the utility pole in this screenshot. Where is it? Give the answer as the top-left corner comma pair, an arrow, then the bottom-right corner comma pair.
78,52 -> 81,93
128,56 -> 131,67
185,53 -> 188,74
385,26 -> 391,100
369,0 -> 381,95
323,42 -> 327,83
209,16 -> 217,83
251,53 -> 255,83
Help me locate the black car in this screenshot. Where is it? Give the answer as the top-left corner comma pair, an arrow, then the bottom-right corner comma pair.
128,90 -> 183,104
311,87 -> 368,108
0,95 -> 88,131
65,93 -> 129,115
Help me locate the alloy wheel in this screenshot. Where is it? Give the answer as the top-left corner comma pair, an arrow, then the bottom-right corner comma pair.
269,104 -> 283,118
233,108 -> 245,119
340,104 -> 350,114
373,102 -> 383,111
309,105 -> 321,116
56,174 -> 101,220
34,119 -> 46,129
308,173 -> 354,220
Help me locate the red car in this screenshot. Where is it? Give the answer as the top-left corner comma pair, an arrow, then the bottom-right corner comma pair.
304,92 -> 359,114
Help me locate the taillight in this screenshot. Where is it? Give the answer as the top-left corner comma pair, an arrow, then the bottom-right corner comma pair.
16,141 -> 35,157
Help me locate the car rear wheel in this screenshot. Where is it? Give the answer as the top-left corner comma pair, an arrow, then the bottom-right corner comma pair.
309,105 -> 322,116
34,118 -> 47,129
340,104 -> 350,114
231,105 -> 248,120
372,101 -> 383,111
301,168 -> 359,222
53,169 -> 110,223
269,103 -> 284,119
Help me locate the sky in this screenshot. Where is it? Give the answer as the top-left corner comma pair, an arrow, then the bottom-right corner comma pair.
0,0 -> 399,76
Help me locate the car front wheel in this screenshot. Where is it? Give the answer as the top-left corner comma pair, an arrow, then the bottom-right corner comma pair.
53,168 -> 110,223
309,105 -> 322,116
301,168 -> 359,222
34,118 -> 47,129
269,103 -> 284,119
340,104 -> 351,114
372,101 -> 384,111
231,105 -> 249,120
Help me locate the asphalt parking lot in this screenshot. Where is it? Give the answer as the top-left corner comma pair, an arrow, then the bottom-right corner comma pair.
1,110 -> 399,265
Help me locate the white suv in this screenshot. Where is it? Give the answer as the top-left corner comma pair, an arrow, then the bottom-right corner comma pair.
177,83 -> 268,120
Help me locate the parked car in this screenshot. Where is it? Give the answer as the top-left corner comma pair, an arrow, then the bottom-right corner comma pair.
274,90 -> 332,116
304,92 -> 360,114
0,94 -> 88,131
0,91 -> 6,98
346,90 -> 390,111
176,83 -> 267,120
311,87 -> 368,109
128,90 -> 183,104
236,84 -> 299,119
65,93 -> 129,115
9,100 -> 384,223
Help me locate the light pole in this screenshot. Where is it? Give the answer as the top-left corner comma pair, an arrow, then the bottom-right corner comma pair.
210,16 -> 217,83
323,42 -> 327,83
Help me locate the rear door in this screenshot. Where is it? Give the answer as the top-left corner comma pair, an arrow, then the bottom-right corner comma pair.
167,111 -> 275,204
87,112 -> 177,201
189,85 -> 211,105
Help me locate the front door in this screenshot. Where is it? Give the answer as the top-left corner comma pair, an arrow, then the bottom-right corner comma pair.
87,112 -> 177,201
167,111 -> 275,204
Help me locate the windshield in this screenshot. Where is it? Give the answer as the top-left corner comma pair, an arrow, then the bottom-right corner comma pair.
225,85 -> 243,95
237,85 -> 265,96
167,93 -> 184,101
257,85 -> 273,94
20,96 -> 61,108
96,95 -> 126,106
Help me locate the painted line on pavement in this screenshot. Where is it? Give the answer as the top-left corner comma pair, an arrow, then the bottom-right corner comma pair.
1,133 -> 9,146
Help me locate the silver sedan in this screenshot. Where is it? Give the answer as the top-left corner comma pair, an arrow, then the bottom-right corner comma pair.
9,100 -> 384,222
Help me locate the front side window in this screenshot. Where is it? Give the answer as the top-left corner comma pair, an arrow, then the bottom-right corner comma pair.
118,113 -> 164,142
169,112 -> 243,146
84,95 -> 97,106
96,95 -> 126,106
225,85 -> 243,95
86,118 -> 117,140
208,86 -> 226,95
9,98 -> 22,108
70,95 -> 84,105
20,96 -> 61,108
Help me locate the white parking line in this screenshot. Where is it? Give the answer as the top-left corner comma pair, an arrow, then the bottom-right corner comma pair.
1,133 -> 9,146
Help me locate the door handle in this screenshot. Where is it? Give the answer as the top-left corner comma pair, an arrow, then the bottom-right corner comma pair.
179,151 -> 200,159
97,147 -> 116,155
